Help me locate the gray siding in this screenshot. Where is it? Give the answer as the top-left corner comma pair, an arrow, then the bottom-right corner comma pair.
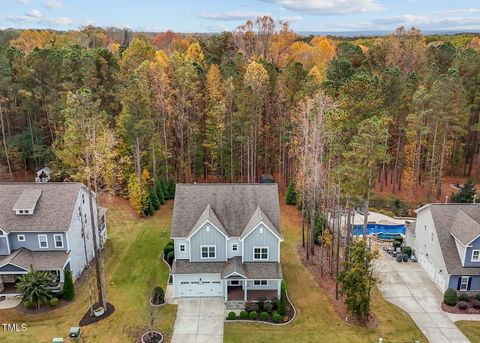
8,232 -> 67,251
174,239 -> 189,260
190,223 -> 226,262
0,236 -> 9,255
0,264 -> 27,272
243,223 -> 279,262
463,236 -> 480,268
449,275 -> 480,291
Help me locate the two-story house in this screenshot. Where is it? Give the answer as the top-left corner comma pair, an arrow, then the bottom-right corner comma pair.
408,203 -> 480,292
170,184 -> 283,302
0,182 -> 107,295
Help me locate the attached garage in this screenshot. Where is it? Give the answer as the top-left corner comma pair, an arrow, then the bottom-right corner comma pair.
419,252 -> 435,280
174,274 -> 223,298
435,270 -> 447,291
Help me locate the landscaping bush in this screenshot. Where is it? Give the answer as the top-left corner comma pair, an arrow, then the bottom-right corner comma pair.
444,288 -> 458,306
472,299 -> 480,309
227,311 -> 236,320
260,311 -> 269,321
264,302 -> 274,313
458,301 -> 469,310
459,293 -> 470,302
49,297 -> 59,307
257,296 -> 267,311
278,280 -> 287,315
270,297 -> 279,310
245,301 -> 259,312
249,310 -> 258,320
402,246 -> 412,258
62,270 -> 74,301
394,236 -> 403,244
163,242 -> 174,258
476,293 -> 480,301
239,310 -> 248,319
272,311 -> 282,323
151,286 -> 165,305
23,300 -> 33,309
393,240 -> 402,250
166,251 -> 174,266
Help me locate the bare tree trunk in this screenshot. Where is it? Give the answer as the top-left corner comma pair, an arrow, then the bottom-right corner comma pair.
428,120 -> 439,197
0,103 -> 12,177
135,136 -> 141,185
436,123 -> 449,199
79,206 -> 95,316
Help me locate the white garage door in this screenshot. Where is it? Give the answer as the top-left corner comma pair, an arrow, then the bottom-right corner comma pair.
419,252 -> 435,280
178,280 -> 223,297
435,271 -> 447,291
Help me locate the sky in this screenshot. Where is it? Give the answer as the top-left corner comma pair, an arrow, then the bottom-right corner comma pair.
2,0 -> 480,33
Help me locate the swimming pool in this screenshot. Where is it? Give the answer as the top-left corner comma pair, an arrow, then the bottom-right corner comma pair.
352,223 -> 406,236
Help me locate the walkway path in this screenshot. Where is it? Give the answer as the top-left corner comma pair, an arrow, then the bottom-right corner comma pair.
171,297 -> 224,343
376,252 -> 470,343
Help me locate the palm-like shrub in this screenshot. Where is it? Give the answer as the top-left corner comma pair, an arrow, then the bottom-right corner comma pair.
17,269 -> 54,309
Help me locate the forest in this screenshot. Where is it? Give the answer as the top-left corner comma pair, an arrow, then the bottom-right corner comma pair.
1,19 -> 480,218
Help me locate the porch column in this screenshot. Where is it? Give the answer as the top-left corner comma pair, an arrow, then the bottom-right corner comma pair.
277,280 -> 281,298
225,280 -> 228,302
244,280 -> 247,301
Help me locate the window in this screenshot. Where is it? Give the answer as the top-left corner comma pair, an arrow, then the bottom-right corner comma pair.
54,234 -> 64,248
460,276 -> 470,291
230,280 -> 240,285
180,244 -> 186,252
232,243 -> 238,251
253,247 -> 269,260
82,194 -> 85,204
84,214 -> 87,224
431,232 -> 434,243
473,250 -> 480,262
424,224 -> 427,231
17,234 -> 25,242
201,245 -> 216,259
259,227 -> 264,234
19,210 -> 24,214
38,235 -> 48,249
253,280 -> 268,286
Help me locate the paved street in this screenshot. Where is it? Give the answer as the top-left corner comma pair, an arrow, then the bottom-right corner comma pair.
171,297 -> 224,343
376,252 -> 471,343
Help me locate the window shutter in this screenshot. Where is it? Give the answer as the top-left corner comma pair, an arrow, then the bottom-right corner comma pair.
468,277 -> 473,291
457,277 -> 462,290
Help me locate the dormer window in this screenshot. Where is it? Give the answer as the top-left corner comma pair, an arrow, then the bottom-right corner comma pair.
180,244 -> 186,252
232,243 -> 238,251
13,189 -> 42,215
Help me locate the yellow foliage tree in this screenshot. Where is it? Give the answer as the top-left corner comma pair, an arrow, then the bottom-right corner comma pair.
10,30 -> 57,53
186,42 -> 204,63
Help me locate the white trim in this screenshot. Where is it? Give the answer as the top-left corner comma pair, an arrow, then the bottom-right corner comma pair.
0,262 -> 29,272
232,243 -> 238,252
224,271 -> 247,279
1,233 -> 11,255
253,246 -> 269,260
460,276 -> 470,291
38,234 -> 48,249
17,234 -> 25,242
451,233 -> 467,247
53,234 -> 64,248
200,245 -> 217,259
472,250 -> 480,262
240,222 -> 283,242
187,220 -> 230,240
179,244 -> 186,252
466,235 -> 480,246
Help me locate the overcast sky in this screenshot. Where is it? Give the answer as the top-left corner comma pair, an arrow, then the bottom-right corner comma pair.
2,0 -> 480,33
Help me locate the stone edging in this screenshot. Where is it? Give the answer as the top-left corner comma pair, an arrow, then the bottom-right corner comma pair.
225,289 -> 297,326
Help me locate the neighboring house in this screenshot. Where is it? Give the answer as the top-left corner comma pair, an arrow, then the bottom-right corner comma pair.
0,182 -> 107,295
35,167 -> 52,183
409,203 -> 480,292
171,184 -> 283,302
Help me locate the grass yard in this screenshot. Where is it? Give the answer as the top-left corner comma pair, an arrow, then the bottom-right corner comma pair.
456,321 -> 480,343
0,198 -> 176,343
224,202 -> 427,343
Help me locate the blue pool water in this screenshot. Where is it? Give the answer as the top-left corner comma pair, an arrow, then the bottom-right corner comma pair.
352,223 -> 406,236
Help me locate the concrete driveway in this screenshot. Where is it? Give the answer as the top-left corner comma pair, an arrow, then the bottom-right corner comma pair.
171,297 -> 224,343
376,252 -> 470,343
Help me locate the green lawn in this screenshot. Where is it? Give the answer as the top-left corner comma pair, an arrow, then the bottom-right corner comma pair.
456,321 -> 480,343
0,198 -> 176,343
225,202 -> 427,343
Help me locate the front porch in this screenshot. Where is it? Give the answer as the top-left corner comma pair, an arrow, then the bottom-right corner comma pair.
225,278 -> 281,302
227,286 -> 278,301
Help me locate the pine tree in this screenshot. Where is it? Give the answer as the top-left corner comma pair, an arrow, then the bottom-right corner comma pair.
156,179 -> 165,205
150,188 -> 160,210
128,174 -> 149,216
62,270 -> 75,301
145,196 -> 154,216
166,177 -> 176,199
451,178 -> 477,203
285,181 -> 297,205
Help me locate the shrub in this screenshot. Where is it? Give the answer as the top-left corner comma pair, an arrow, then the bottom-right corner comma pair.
245,301 -> 259,312
260,311 -> 269,321
270,297 -> 279,310
239,310 -> 248,320
472,299 -> 480,309
459,293 -> 470,302
62,270 -> 74,301
264,302 -> 274,313
444,288 -> 458,306
393,241 -> 402,250
167,251 -> 174,265
23,300 -> 33,309
249,311 -> 258,320
285,181 -> 297,205
49,297 -> 59,307
151,286 -> 165,305
272,311 -> 282,323
458,301 -> 469,310
476,293 -> 480,301
402,246 -> 412,258
227,311 -> 236,320
394,236 -> 404,244
163,244 -> 174,259
257,296 -> 267,311
278,280 -> 287,315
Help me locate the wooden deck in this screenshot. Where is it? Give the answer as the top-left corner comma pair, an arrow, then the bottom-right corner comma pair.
227,286 -> 277,301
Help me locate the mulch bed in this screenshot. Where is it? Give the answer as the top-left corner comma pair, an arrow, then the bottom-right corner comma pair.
79,302 -> 115,326
442,302 -> 480,314
298,244 -> 378,329
14,298 -> 71,315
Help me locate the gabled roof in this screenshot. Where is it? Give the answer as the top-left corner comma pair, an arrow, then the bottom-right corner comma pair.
0,182 -> 83,233
0,248 -> 69,271
171,184 -> 280,238
222,256 -> 247,278
13,189 -> 42,211
187,204 -> 229,238
427,204 -> 480,274
450,210 -> 480,245
240,206 -> 283,241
